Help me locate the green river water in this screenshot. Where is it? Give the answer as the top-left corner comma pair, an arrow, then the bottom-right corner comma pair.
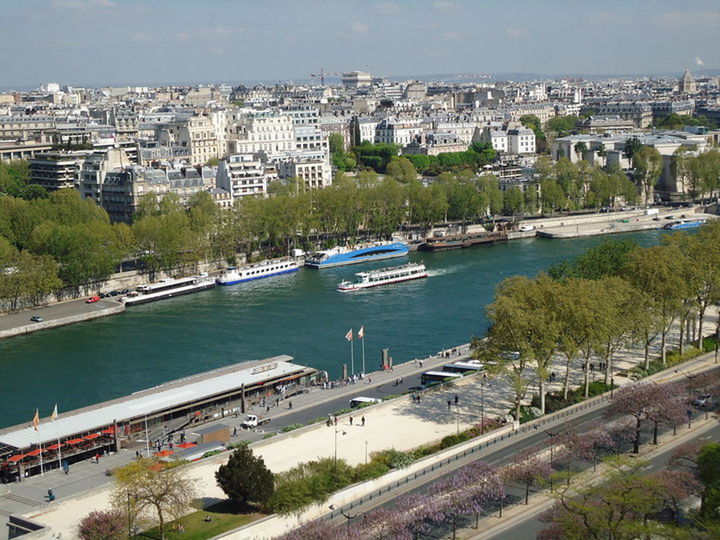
0,230 -> 669,428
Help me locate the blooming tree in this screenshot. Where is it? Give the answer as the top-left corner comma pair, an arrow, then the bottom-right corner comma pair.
77,510 -> 125,540
503,453 -> 553,504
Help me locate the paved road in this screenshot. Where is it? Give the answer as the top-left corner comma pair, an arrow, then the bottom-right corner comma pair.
487,421 -> 720,540
0,298 -> 120,332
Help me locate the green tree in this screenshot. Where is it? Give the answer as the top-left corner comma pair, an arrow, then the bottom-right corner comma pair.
573,141 -> 588,160
540,178 -> 565,215
698,443 -> 720,518
216,445 -> 275,510
632,146 -> 663,205
624,136 -> 642,160
548,238 -> 637,281
0,250 -> 61,311
477,175 -> 503,216
502,187 -> 524,216
385,157 -> 417,183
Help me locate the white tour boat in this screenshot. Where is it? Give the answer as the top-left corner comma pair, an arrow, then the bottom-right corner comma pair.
216,258 -> 302,285
337,263 -> 428,292
120,273 -> 216,305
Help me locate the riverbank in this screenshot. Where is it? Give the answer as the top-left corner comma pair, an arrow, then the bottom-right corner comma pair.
0,299 -> 124,339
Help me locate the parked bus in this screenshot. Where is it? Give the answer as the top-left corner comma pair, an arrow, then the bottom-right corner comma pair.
443,361 -> 483,374
420,371 -> 463,385
349,396 -> 381,408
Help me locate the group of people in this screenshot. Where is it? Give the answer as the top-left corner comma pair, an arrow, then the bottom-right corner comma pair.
326,415 -> 366,427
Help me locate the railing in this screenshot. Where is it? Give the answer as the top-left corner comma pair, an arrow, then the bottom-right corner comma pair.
326,393 -> 610,521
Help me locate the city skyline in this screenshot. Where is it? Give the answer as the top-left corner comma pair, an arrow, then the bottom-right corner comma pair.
1,0 -> 719,87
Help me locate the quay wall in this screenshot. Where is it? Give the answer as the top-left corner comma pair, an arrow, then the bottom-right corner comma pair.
0,303 -> 125,339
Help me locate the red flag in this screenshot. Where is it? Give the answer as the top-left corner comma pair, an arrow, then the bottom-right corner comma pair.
345,329 -> 353,341
358,326 -> 364,339
32,409 -> 39,431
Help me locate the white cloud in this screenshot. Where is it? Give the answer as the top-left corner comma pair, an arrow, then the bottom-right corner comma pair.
51,0 -> 116,9
433,1 -> 458,12
176,25 -> 243,43
505,28 -> 529,39
590,13 -> 630,26
351,21 -> 369,33
372,2 -> 399,15
442,32 -> 463,39
653,11 -> 720,29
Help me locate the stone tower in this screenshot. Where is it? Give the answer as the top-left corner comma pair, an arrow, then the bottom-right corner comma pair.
679,69 -> 696,94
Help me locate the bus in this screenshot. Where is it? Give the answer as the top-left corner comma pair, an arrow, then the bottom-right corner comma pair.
349,396 -> 381,408
420,371 -> 463,386
443,361 -> 483,374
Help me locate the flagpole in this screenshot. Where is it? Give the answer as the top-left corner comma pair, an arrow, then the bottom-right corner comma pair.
38,438 -> 44,477
361,332 -> 366,375
350,335 -> 355,376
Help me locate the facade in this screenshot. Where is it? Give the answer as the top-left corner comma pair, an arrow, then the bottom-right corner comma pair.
0,140 -> 53,162
157,116 -> 221,165
679,69 -> 697,94
375,117 -> 423,145
507,127 -> 536,154
28,150 -> 92,191
226,110 -> 295,155
479,127 -> 509,153
342,71 -> 372,88
216,154 -> 267,199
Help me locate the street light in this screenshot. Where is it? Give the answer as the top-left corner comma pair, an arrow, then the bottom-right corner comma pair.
364,440 -> 368,465
334,429 -> 346,479
480,374 -> 488,433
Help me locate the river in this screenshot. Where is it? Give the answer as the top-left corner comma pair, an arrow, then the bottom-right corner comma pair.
0,230 -> 668,428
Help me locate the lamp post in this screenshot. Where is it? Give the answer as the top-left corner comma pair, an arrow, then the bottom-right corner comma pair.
610,375 -> 615,398
334,429 -> 346,479
480,374 -> 488,432
364,440 -> 368,465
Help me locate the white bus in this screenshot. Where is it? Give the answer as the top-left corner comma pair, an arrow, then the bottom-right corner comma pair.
420,371 -> 463,385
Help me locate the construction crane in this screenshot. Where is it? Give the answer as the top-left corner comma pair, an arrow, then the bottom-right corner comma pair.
309,68 -> 341,86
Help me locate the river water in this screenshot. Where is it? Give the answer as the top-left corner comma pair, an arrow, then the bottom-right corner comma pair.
0,231 -> 668,428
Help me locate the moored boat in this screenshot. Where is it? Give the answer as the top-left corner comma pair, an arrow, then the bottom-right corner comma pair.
120,274 -> 215,305
417,230 -> 507,251
663,219 -> 706,230
305,241 -> 409,269
337,263 -> 428,292
216,258 -> 302,285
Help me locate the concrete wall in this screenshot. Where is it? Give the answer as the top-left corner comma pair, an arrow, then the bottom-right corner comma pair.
0,303 -> 125,339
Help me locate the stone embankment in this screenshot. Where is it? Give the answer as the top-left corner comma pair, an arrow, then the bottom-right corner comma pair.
0,302 -> 125,339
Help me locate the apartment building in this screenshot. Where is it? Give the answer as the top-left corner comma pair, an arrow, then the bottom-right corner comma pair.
157,116 -> 221,165
507,127 -> 536,154
28,150 -> 92,191
216,154 -> 267,199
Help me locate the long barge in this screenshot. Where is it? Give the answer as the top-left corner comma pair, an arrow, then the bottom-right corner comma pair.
417,230 -> 507,251
120,274 -> 216,305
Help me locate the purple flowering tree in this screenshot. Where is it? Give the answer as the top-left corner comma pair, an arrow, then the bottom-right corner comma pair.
503,454 -> 553,504
77,510 -> 126,540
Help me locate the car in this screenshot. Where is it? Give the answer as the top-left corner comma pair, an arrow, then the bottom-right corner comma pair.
519,224 -> 535,232
665,215 -> 676,220
109,291 -> 119,297
652,217 -> 661,221
618,219 -> 629,223
98,292 -> 107,298
30,315 -> 43,322
693,394 -> 712,407
120,289 -> 130,294
86,296 -> 101,303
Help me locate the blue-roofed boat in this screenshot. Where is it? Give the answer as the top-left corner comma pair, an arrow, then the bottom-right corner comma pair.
305,241 -> 409,269
663,219 -> 706,230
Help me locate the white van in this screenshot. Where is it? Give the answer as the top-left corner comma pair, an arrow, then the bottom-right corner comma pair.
519,224 -> 535,232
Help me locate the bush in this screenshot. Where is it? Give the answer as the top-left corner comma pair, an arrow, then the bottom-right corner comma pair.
531,381 -> 615,413
372,449 -> 415,469
270,458 -> 354,514
281,423 -> 304,433
440,432 -> 473,448
202,450 -> 223,458
216,445 -> 274,510
77,510 -> 125,540
352,460 -> 390,482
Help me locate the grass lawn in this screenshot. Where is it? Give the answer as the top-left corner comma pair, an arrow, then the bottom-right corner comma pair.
132,500 -> 265,540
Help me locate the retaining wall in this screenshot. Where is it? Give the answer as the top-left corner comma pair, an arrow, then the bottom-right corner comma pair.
0,303 -> 126,339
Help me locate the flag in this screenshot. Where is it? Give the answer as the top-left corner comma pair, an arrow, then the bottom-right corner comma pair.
32,409 -> 39,431
345,329 -> 353,341
358,326 -> 364,339
50,404 -> 58,422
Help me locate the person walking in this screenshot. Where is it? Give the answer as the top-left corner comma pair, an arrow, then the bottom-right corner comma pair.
288,401 -> 293,410
447,400 -> 452,410
361,416 -> 365,427
349,416 -> 353,426
454,395 -> 459,405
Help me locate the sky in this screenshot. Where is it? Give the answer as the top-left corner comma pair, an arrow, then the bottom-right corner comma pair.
1,0 -> 719,87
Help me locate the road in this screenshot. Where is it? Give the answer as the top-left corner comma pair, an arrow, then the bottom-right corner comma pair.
0,297 -> 119,333
486,421 -> 720,540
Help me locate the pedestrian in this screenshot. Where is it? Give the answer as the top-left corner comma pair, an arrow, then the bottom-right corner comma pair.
590,363 -> 594,372
169,441 -> 173,450
266,406 -> 270,413
95,453 -> 101,464
417,394 -> 421,403
232,427 -> 237,437
276,398 -> 279,406
361,416 -> 365,426
334,416 -> 338,426
419,361 -> 423,368
454,395 -> 459,405
447,400 -> 451,410
349,416 -> 353,426
288,401 -> 293,410
135,450 -> 141,459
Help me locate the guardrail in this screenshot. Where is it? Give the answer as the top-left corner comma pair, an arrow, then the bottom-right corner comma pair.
326,393 -> 611,521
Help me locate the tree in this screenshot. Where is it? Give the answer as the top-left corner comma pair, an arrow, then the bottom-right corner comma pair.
573,141 -> 587,160
624,136 -> 642,160
632,146 -> 663,206
549,238 -> 637,281
385,157 -> 417,183
698,442 -> 720,518
111,459 -> 197,540
77,510 -> 125,540
0,250 -> 62,311
540,178 -> 565,215
605,382 -> 677,454
216,445 -> 274,510
502,186 -> 524,216
503,453 -> 553,504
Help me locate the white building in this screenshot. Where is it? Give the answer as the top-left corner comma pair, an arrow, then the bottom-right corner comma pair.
479,127 -> 509,153
507,127 -> 536,154
375,117 -> 423,145
226,110 -> 295,155
216,154 -> 267,199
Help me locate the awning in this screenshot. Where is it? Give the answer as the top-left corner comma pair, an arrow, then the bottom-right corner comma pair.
65,438 -> 85,445
6,455 -> 25,463
154,450 -> 175,457
25,449 -> 43,457
46,443 -> 64,450
101,427 -> 115,434
176,442 -> 197,449
84,433 -> 102,440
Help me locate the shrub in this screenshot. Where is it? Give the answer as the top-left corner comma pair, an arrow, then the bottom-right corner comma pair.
373,449 -> 415,469
353,460 -> 390,482
281,423 -> 304,433
270,458 -> 354,514
202,450 -> 223,458
216,445 -> 274,510
77,510 -> 125,540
